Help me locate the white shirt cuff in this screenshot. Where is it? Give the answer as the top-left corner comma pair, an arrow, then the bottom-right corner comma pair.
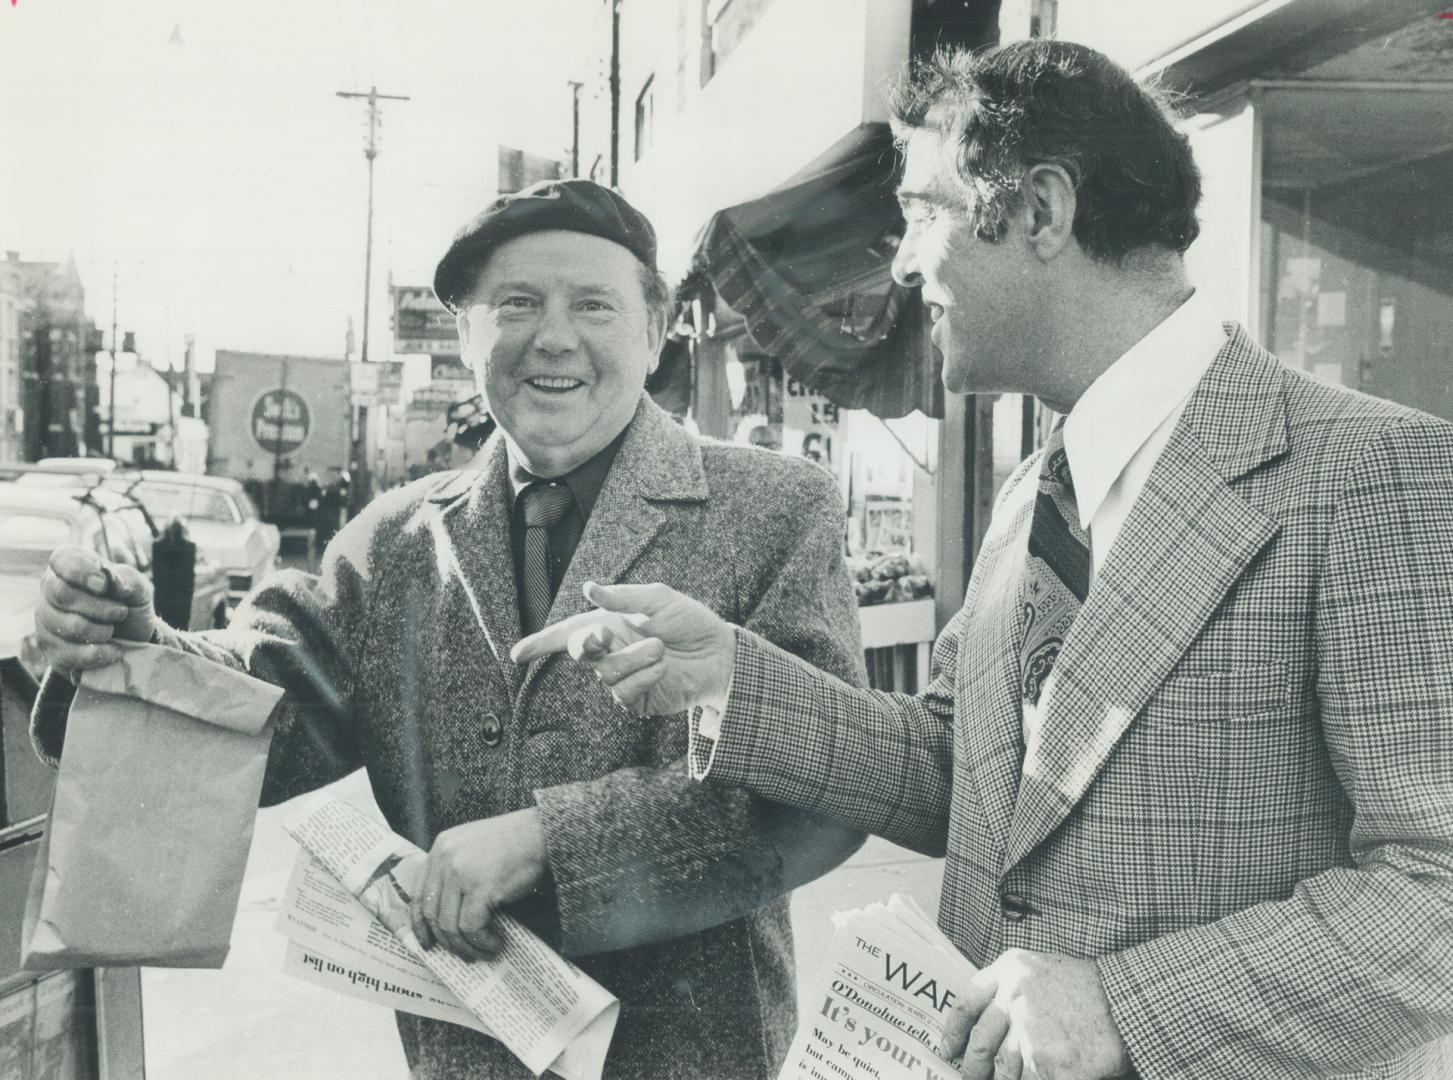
688,670 -> 734,780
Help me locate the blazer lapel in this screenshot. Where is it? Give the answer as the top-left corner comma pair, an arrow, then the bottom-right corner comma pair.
1003,327 -> 1288,871
432,435 -> 524,690
958,472 -> 1040,851
518,398 -> 709,701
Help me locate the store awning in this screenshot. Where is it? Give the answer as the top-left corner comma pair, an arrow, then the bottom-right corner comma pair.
691,123 -> 943,420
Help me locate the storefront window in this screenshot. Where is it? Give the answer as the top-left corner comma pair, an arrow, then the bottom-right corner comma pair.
1254,32 -> 1453,421
715,334 -> 941,690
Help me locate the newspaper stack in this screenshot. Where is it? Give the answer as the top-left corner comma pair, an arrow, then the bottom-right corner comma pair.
275,797 -> 619,1080
779,895 -> 978,1080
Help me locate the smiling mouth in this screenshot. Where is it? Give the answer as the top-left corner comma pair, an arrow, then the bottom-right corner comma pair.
525,376 -> 585,393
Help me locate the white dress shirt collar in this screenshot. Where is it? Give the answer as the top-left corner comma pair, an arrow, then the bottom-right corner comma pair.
1061,290 -> 1227,532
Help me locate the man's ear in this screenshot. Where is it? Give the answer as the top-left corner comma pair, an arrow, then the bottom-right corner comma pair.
1022,163 -> 1077,262
644,309 -> 667,376
455,311 -> 474,370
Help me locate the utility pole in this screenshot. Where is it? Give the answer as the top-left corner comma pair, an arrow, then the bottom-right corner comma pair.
270,359 -> 288,515
609,0 -> 621,186
335,85 -> 409,365
183,334 -> 197,419
336,84 -> 409,507
567,80 -> 583,178
107,266 -> 118,459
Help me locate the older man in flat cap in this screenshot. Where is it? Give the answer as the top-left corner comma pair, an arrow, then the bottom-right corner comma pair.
29,179 -> 866,1079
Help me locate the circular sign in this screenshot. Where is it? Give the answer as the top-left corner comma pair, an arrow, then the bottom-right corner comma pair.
250,388 -> 312,455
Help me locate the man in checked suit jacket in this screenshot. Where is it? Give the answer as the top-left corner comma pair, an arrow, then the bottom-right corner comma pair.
29,180 -> 866,1078
517,43 -> 1453,1079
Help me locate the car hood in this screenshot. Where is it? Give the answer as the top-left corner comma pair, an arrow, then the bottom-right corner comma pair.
182,520 -> 273,570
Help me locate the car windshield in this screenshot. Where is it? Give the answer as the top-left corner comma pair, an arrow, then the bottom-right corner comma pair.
0,513 -> 73,571
134,484 -> 239,524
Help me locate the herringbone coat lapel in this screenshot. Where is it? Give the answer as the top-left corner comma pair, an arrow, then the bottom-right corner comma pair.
1003,327 -> 1288,871
432,436 -> 524,692
517,397 -> 709,701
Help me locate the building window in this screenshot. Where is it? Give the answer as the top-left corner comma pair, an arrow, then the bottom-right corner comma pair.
634,75 -> 655,162
703,0 -> 775,84
1254,22 -> 1453,423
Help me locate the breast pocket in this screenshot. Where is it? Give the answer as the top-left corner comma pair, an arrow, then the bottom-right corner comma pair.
1142,662 -> 1290,724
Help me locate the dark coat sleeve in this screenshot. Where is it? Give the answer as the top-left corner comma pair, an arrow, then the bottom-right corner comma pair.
31,482 -> 414,807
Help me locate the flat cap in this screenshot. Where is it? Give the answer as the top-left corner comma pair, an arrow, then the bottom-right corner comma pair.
433,179 -> 658,312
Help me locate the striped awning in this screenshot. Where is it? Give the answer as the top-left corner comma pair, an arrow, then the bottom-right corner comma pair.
692,123 -> 943,420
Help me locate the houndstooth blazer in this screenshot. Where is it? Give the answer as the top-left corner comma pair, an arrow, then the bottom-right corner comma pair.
33,397 -> 867,1080
699,327 -> 1453,1079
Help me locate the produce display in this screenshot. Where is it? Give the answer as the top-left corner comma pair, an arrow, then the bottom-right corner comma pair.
846,552 -> 934,607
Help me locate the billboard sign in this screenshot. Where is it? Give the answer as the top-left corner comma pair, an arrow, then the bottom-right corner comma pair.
251,388 -> 311,454
392,286 -> 460,357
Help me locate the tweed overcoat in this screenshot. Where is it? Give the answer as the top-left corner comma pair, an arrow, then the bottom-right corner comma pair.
34,397 -> 868,1080
695,329 -> 1453,1079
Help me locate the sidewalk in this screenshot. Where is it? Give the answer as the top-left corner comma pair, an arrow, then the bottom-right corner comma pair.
140,770 -> 942,1079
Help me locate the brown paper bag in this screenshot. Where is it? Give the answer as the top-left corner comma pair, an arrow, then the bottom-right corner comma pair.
21,642 -> 283,969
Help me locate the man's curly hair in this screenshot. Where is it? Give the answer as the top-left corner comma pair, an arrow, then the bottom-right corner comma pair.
888,40 -> 1202,264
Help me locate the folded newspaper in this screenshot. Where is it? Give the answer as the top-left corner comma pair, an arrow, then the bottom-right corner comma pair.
276,797 -> 619,1080
779,895 -> 978,1080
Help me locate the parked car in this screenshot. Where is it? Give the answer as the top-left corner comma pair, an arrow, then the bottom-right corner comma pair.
13,469 -> 281,618
0,485 -> 230,674
118,473 -> 281,615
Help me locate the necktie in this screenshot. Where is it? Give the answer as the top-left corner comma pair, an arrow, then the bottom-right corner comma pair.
1018,425 -> 1091,707
520,481 -> 575,635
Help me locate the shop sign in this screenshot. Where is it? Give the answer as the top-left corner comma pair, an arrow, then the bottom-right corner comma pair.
350,362 -> 379,408
393,286 -> 460,357
409,385 -> 461,409
250,388 -> 311,454
784,376 -> 839,463
785,376 -> 840,428
375,360 -> 404,406
432,356 -> 472,384
110,420 -> 158,436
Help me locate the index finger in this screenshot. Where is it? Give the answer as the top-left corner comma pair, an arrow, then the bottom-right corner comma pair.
48,546 -> 112,598
512,609 -> 616,665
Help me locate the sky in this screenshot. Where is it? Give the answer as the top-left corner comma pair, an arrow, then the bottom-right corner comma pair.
0,0 -> 597,372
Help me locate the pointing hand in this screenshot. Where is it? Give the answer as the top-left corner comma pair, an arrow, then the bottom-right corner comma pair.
511,580 -> 735,715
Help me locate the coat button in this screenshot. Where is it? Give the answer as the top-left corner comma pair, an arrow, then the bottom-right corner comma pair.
1001,891 -> 1033,922
481,713 -> 503,747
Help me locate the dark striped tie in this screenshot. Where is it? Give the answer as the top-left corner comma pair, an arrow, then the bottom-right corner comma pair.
1019,425 -> 1091,707
520,481 -> 575,635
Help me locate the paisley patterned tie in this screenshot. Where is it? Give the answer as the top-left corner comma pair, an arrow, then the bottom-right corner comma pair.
1019,425 -> 1091,707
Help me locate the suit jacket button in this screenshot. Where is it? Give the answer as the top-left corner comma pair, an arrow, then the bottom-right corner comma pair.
1001,892 -> 1033,922
481,714 -> 503,747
